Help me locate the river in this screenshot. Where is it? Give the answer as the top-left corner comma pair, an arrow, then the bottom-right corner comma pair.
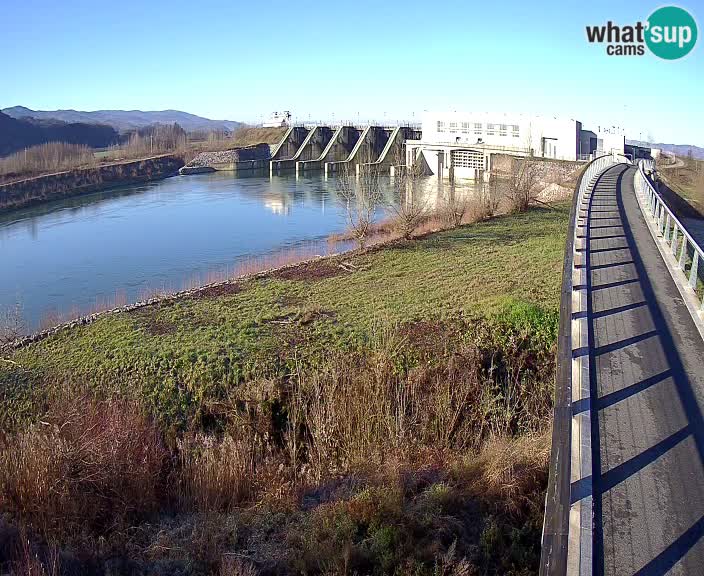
0,172 -> 473,331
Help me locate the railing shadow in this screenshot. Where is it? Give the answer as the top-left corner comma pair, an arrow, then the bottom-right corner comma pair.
585,165 -> 704,574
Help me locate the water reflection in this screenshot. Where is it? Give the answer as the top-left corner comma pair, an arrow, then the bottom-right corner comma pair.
0,172 -> 481,330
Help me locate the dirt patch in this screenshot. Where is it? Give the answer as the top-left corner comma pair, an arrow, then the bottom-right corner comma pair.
263,308 -> 336,327
270,260 -> 348,281
398,320 -> 462,355
276,294 -> 304,307
192,282 -> 243,299
143,314 -> 176,336
300,308 -> 336,326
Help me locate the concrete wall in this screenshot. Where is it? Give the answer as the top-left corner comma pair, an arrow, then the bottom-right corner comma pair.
0,155 -> 184,213
271,126 -> 334,172
270,126 -> 310,160
295,126 -> 334,162
296,126 -> 361,173
370,127 -> 422,169
325,126 -> 392,175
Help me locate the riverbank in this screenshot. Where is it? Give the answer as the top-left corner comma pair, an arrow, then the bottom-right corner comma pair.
0,154 -> 185,212
179,144 -> 271,174
0,204 -> 569,575
657,156 -> 704,218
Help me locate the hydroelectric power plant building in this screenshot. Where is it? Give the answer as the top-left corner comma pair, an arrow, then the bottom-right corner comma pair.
406,112 -> 626,179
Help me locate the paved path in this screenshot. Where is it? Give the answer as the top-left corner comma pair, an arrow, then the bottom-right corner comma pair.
583,164 -> 704,575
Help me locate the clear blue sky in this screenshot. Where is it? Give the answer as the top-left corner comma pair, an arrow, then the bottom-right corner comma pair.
3,0 -> 703,145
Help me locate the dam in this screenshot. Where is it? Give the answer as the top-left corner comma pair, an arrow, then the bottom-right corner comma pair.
179,124 -> 422,177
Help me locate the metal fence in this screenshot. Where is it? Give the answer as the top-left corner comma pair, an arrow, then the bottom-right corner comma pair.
634,159 -> 704,312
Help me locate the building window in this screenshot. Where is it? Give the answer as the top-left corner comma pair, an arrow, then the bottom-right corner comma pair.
461,122 -> 471,133
486,123 -> 496,135
437,121 -> 445,132
512,125 -> 520,138
452,150 -> 486,170
474,123 -> 482,134
449,122 -> 458,133
499,124 -> 507,136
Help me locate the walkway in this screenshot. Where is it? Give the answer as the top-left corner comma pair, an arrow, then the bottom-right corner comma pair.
582,164 -> 704,574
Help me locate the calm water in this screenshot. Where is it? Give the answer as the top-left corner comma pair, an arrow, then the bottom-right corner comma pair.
1,172 -> 472,331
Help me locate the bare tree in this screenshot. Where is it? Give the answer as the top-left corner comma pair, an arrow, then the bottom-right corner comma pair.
388,152 -> 428,239
479,170 -> 501,218
0,302 -> 25,346
505,156 -> 541,213
441,180 -> 472,228
337,158 -> 384,249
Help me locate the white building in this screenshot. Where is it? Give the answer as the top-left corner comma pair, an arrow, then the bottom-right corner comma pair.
580,125 -> 626,159
263,111 -> 291,128
407,111 -> 623,179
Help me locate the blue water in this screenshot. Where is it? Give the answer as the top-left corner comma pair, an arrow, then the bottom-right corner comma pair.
0,172 -> 380,330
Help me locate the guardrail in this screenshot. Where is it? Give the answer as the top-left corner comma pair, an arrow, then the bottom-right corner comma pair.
634,159 -> 704,321
541,151 -> 630,576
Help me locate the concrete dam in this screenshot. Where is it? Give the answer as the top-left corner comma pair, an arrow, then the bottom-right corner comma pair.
179,125 -> 422,176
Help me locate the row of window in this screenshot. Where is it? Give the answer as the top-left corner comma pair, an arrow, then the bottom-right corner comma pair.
452,150 -> 486,170
437,121 -> 520,137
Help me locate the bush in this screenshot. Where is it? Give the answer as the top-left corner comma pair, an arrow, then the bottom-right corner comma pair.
176,433 -> 255,512
0,395 -> 167,540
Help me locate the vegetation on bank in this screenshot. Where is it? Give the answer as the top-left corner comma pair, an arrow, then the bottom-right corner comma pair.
0,126 -> 287,186
0,202 -> 570,575
657,154 -> 704,216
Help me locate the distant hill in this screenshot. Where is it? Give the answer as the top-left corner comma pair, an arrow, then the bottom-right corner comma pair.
3,106 -> 242,134
0,111 -> 119,157
627,139 -> 704,160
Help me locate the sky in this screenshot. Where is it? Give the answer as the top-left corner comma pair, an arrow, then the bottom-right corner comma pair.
3,0 -> 703,146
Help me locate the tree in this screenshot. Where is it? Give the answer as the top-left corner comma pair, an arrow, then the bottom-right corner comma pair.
505,156 -> 541,213
388,152 -> 428,239
0,302 -> 24,346
337,159 -> 384,249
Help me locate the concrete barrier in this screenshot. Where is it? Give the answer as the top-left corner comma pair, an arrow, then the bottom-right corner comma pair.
0,155 -> 184,213
271,126 -> 334,173
296,126 -> 361,174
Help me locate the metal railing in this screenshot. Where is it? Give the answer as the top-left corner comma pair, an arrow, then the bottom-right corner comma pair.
577,151 -> 631,198
634,159 -> 704,314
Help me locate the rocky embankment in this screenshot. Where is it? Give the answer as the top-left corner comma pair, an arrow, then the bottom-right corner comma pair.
0,155 -> 184,212
179,144 -> 271,174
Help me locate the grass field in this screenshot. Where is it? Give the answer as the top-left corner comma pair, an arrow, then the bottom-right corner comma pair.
0,203 -> 570,575
2,205 -> 568,430
659,156 -> 704,214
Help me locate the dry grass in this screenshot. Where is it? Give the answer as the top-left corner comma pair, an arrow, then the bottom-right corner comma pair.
0,143 -> 96,181
0,394 -> 167,540
660,155 -> 704,212
187,127 -> 288,155
6,528 -> 61,576
176,433 -> 255,512
219,556 -> 259,576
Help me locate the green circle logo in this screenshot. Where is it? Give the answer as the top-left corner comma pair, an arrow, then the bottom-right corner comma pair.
645,6 -> 698,59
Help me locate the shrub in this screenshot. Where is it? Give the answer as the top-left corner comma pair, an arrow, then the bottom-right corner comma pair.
0,395 -> 167,540
176,433 -> 255,512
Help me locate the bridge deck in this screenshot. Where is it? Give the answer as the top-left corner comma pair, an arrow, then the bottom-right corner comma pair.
582,164 -> 704,575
